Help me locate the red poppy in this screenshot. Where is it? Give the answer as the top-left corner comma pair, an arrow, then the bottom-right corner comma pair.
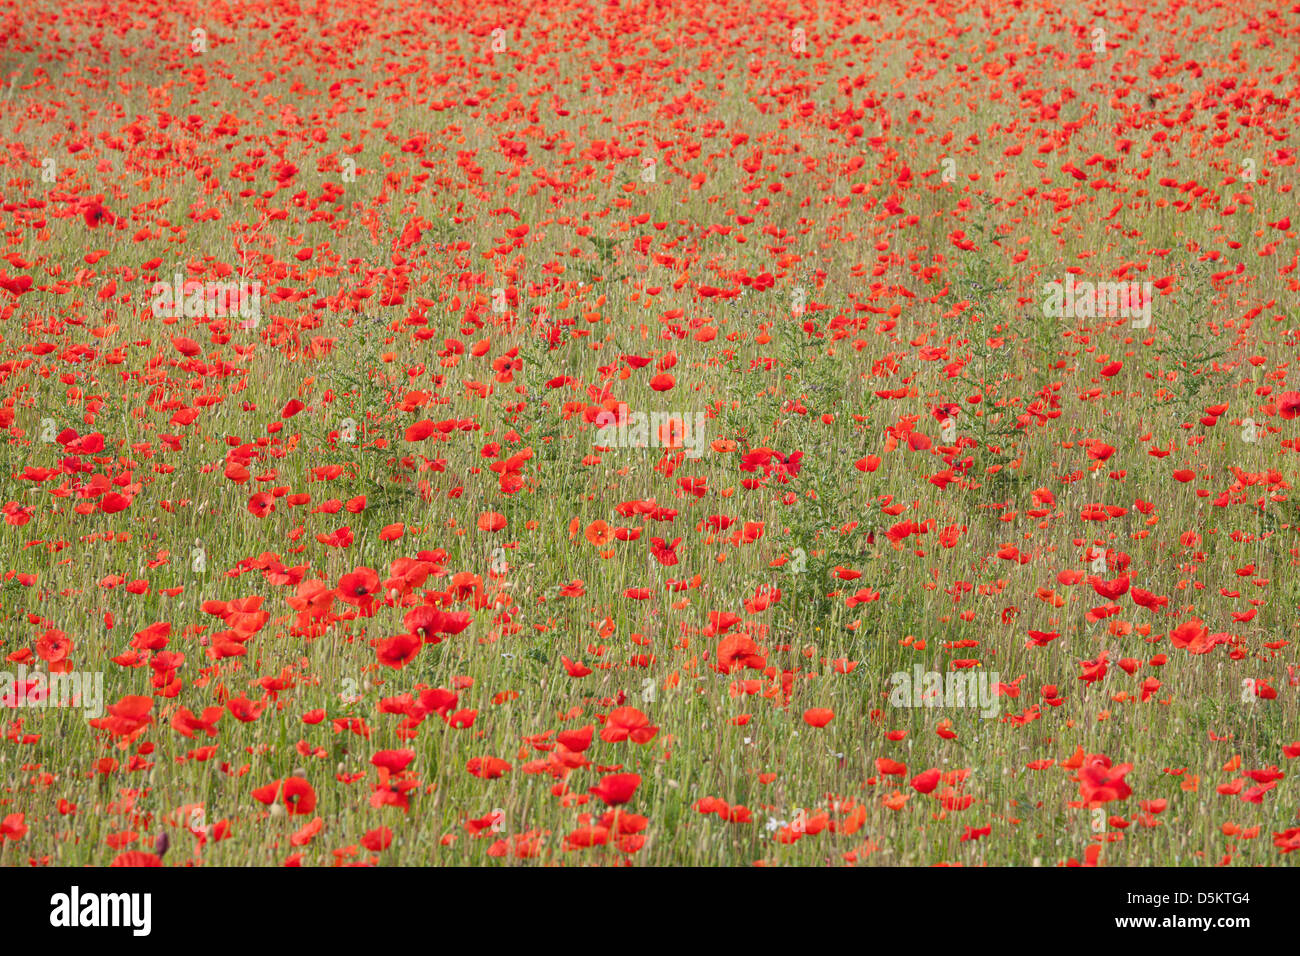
80,198 -> 115,228
589,773 -> 641,806
803,708 -> 834,728
110,851 -> 162,867
281,777 -> 317,816
1077,754 -> 1133,804
463,756 -> 509,781
337,568 -> 380,611
1278,391 -> 1300,420
35,629 -> 71,663
600,707 -> 659,744
715,634 -> 766,673
376,633 -> 422,669
403,605 -> 472,642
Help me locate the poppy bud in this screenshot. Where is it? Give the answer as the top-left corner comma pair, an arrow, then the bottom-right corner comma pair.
155,832 -> 170,858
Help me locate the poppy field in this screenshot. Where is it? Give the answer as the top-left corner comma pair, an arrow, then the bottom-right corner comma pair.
1,0 -> 1299,868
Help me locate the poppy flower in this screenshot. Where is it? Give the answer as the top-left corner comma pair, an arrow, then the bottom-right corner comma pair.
1077,754 -> 1133,804
338,568 -> 380,609
715,634 -> 766,673
803,708 -> 834,728
376,633 -> 422,669
403,605 -> 472,642
110,851 -> 161,867
911,769 -> 941,794
0,813 -> 27,842
372,750 -> 416,775
80,198 -> 115,228
281,777 -> 317,816
477,511 -> 507,532
589,773 -> 641,806
466,757 -> 511,780
35,629 -> 71,663
558,726 -> 594,752
600,707 -> 659,744
584,520 -> 614,546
